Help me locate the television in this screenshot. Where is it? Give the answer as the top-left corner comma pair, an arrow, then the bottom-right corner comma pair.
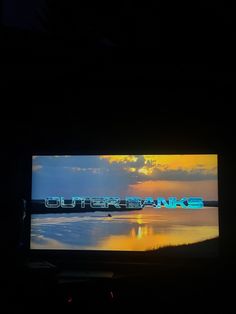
30,154 -> 219,261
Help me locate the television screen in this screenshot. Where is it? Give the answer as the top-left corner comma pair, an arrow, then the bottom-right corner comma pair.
30,155 -> 219,256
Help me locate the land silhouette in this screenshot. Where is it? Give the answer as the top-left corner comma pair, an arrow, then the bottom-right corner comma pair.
147,238 -> 218,257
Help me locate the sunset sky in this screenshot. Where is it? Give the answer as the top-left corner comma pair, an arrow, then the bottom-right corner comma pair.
32,155 -> 218,201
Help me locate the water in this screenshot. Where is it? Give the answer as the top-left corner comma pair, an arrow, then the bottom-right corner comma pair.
31,207 -> 219,251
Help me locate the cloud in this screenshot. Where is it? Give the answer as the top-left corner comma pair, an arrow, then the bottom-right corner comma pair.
100,155 -> 217,181
124,167 -> 137,173
128,179 -> 218,200
144,168 -> 217,181
32,165 -> 43,172
33,155 -> 70,161
143,155 -> 217,173
67,167 -> 102,174
32,155 -> 218,199
100,155 -> 138,164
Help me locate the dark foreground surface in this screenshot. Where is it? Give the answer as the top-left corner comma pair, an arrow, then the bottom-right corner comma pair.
150,238 -> 219,257
2,236 -> 235,314
2,253 -> 236,314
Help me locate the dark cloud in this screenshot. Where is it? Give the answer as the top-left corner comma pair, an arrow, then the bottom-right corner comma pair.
148,169 -> 217,181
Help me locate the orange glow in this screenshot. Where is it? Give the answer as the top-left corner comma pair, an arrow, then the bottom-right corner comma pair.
136,214 -> 143,225
100,154 -> 217,177
100,155 -> 138,163
138,166 -> 153,175
94,208 -> 219,251
97,224 -> 218,251
128,180 -> 218,200
124,167 -> 137,173
143,155 -> 217,173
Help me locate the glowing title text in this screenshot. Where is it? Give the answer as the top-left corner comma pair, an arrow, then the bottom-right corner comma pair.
45,197 -> 204,209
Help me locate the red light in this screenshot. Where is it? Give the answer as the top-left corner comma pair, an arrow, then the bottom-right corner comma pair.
67,296 -> 73,304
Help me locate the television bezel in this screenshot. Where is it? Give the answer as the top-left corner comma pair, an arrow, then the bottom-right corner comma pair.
24,152 -> 220,267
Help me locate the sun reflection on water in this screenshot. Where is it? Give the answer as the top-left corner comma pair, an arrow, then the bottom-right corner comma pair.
130,225 -> 154,240
136,214 -> 143,225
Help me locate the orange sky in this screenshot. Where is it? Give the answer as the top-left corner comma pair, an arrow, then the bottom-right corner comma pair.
128,179 -> 218,200
100,155 -> 218,200
101,154 -> 217,175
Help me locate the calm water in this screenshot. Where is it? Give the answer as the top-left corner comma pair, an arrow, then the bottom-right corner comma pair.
31,207 -> 219,251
